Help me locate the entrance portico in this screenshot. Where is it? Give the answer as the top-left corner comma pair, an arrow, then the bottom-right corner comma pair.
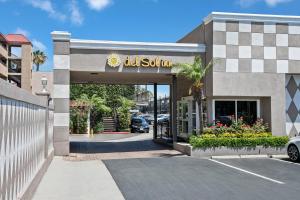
52,31 -> 205,155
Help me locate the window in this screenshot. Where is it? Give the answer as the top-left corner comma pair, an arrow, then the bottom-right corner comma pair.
214,100 -> 259,126
237,101 -> 257,124
215,101 -> 235,126
8,60 -> 21,73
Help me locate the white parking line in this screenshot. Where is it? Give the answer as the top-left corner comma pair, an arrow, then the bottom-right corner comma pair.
209,159 -> 285,185
271,158 -> 300,166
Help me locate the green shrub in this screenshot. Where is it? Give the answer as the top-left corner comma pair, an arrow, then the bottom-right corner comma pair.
117,97 -> 135,130
94,122 -> 104,133
70,108 -> 88,134
203,127 -> 214,135
251,118 -> 269,133
189,135 -> 288,148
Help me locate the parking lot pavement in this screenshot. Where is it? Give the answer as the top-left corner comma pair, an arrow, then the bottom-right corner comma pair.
104,157 -> 300,200
213,157 -> 300,185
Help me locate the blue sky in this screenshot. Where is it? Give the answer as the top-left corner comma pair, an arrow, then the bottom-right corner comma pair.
1,0 -> 300,96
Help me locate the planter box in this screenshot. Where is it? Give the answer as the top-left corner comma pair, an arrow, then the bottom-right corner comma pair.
174,142 -> 286,157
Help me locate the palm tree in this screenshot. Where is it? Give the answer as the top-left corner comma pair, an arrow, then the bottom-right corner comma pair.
77,94 -> 111,133
33,50 -> 47,71
175,56 -> 212,134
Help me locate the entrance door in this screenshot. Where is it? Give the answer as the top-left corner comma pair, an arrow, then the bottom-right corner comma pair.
177,100 -> 189,139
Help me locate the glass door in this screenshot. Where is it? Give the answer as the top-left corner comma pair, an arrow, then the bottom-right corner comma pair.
177,100 -> 189,139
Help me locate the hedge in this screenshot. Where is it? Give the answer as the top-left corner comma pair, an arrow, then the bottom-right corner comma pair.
189,135 -> 289,148
201,132 -> 272,138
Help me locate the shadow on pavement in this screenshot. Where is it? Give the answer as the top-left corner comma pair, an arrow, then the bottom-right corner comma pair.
70,139 -> 173,154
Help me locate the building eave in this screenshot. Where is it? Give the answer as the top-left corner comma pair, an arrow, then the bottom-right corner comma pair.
70,39 -> 206,53
51,31 -> 71,41
204,12 -> 300,24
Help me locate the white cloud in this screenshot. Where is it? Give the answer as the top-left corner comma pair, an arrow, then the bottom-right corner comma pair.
32,39 -> 47,51
86,0 -> 111,11
238,0 -> 258,7
70,0 -> 84,25
14,27 -> 46,52
26,0 -> 66,21
15,27 -> 30,37
265,0 -> 292,6
238,0 -> 292,7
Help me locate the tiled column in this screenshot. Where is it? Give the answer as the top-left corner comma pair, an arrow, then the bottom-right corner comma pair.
51,31 -> 71,155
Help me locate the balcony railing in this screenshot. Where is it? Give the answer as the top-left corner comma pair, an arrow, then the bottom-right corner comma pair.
8,52 -> 21,59
0,61 -> 8,77
0,44 -> 8,58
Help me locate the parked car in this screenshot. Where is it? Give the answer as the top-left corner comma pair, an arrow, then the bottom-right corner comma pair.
157,114 -> 169,125
287,136 -> 300,161
130,117 -> 150,133
140,114 -> 154,125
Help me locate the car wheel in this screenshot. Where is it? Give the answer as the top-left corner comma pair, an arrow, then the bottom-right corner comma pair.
288,144 -> 300,161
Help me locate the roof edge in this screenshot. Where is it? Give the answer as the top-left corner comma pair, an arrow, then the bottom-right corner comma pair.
70,38 -> 206,53
51,31 -> 71,41
204,12 -> 300,24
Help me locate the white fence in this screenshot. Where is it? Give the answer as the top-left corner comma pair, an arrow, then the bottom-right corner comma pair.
0,79 -> 54,200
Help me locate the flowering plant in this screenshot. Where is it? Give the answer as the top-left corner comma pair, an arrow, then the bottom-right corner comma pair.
203,117 -> 268,135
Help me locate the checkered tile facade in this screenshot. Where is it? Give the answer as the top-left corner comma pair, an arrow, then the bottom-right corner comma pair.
213,20 -> 300,73
286,75 -> 300,136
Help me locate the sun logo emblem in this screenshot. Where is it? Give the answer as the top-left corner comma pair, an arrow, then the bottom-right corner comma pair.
107,54 -> 121,67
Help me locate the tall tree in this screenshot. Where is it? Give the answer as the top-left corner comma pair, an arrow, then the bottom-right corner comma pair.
33,50 -> 47,71
175,56 -> 212,134
117,96 -> 135,130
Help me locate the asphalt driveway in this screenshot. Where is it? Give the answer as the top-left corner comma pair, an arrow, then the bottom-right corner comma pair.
104,157 -> 300,200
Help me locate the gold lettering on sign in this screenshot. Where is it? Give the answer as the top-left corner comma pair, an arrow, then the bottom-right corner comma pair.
141,58 -> 150,67
123,56 -> 172,68
124,56 -> 130,67
162,60 -> 172,68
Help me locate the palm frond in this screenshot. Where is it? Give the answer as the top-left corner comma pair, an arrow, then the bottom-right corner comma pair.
175,56 -> 212,83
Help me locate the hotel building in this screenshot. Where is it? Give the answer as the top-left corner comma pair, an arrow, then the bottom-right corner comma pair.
0,33 -> 33,91
51,12 -> 300,155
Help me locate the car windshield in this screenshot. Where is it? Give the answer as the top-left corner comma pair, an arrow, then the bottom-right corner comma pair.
132,118 -> 147,125
132,119 -> 142,124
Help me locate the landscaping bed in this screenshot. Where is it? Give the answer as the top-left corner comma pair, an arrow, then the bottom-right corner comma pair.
174,118 -> 289,157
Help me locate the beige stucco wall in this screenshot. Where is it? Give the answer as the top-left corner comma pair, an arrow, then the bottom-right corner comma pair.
70,49 -> 199,74
21,44 -> 32,91
212,72 -> 286,136
178,22 -> 214,98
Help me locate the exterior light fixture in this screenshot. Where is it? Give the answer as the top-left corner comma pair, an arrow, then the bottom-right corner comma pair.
41,75 -> 48,93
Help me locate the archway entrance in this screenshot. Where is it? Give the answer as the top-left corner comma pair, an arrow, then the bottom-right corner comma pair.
68,74 -> 177,158
51,31 -> 205,155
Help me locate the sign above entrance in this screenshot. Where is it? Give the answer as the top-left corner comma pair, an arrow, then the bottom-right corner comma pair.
107,54 -> 173,68
107,54 -> 121,68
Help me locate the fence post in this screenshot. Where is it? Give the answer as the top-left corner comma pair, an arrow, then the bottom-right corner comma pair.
36,93 -> 51,158
45,98 -> 49,158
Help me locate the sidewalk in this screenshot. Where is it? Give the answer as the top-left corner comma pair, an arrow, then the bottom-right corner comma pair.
33,157 -> 124,200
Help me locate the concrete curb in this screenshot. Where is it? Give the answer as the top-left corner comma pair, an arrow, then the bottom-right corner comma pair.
174,142 -> 286,158
211,155 -> 271,159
